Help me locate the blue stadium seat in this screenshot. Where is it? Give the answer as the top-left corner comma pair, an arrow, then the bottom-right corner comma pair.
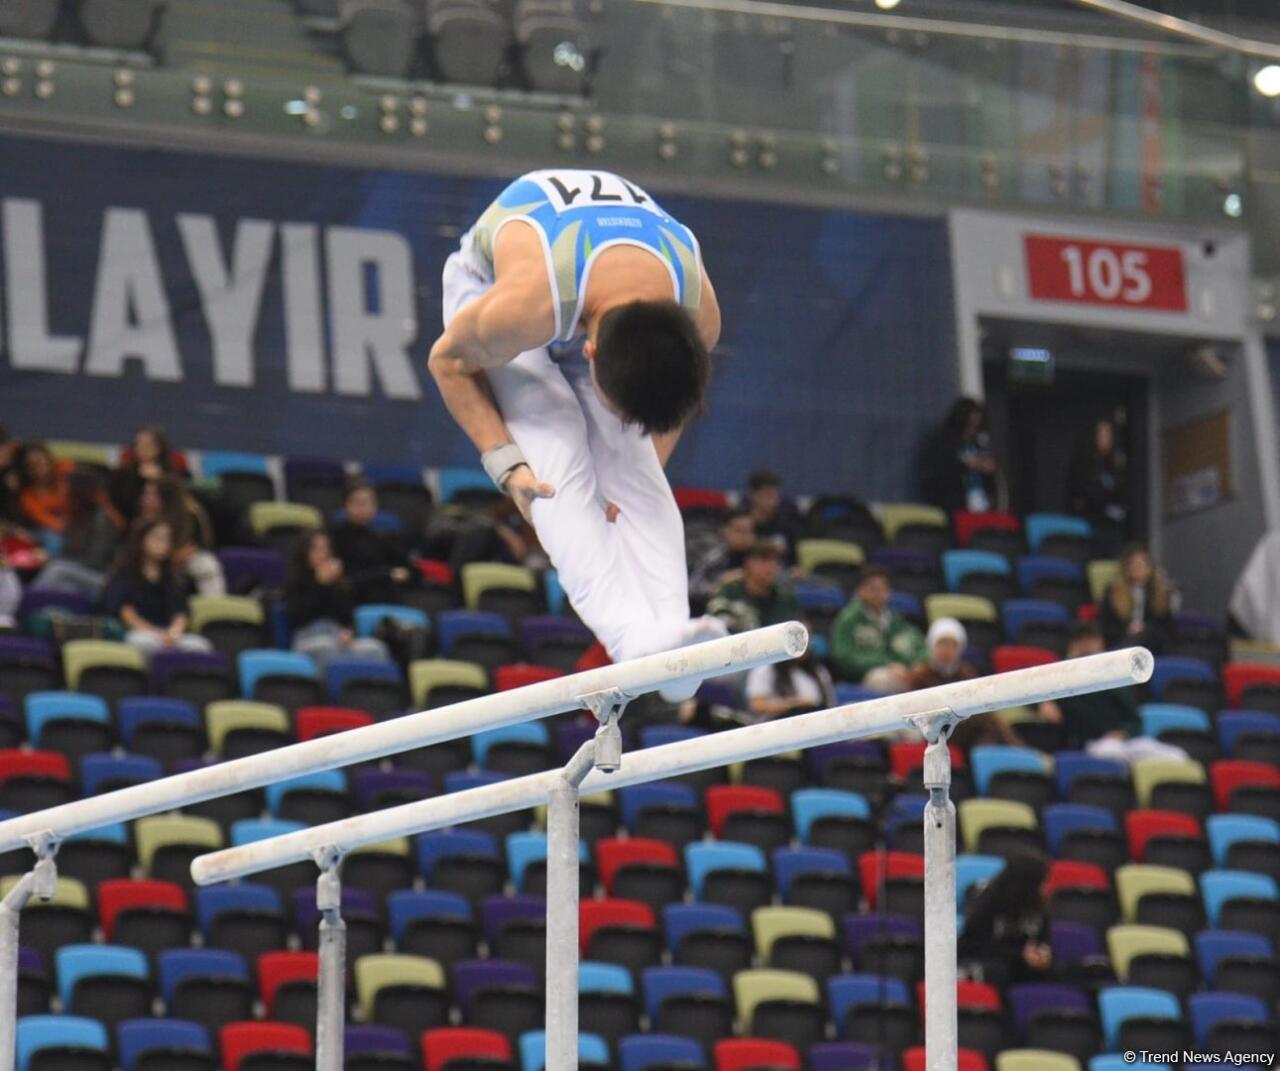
438,467 -> 494,504
1218,711 -> 1280,755
1002,599 -> 1071,642
970,746 -> 1048,796
194,885 -> 283,938
1025,514 -> 1091,552
1148,656 -> 1217,700
791,789 -> 871,841
436,610 -> 513,656
1188,991 -> 1269,1048
640,725 -> 705,749
200,450 -> 270,478
1206,815 -> 1280,868
473,722 -> 550,767
1016,556 -> 1083,594
662,903 -> 745,955
386,890 -> 471,944
772,847 -> 850,897
325,655 -> 403,703
956,855 -> 1005,908
942,550 -> 1010,592
25,691 -> 109,746
416,830 -> 499,879
1091,1056 -> 1162,1071
1194,930 -> 1273,984
544,569 -> 566,616
827,974 -> 911,1026
264,770 -> 348,818
117,697 -> 200,749
157,948 -> 248,1006
619,783 -> 698,831
506,832 -> 587,889
353,604 -> 429,639
641,966 -> 726,1019
619,1034 -> 706,1071
1044,804 -> 1119,854
17,1015 -> 108,1071
237,650 -> 318,699
580,961 -> 633,994
231,818 -> 305,846
1139,703 -> 1212,738
55,944 -> 148,1008
684,842 -> 766,898
1098,986 -> 1181,1049
1200,869 -> 1278,927
80,754 -> 161,795
1055,752 -> 1129,799
117,1018 -> 211,1071
833,684 -> 882,705
519,1030 -> 609,1071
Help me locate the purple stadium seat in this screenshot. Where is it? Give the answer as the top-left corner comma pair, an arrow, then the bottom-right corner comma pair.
1049,920 -> 1102,964
1007,983 -> 1092,1034
353,768 -> 435,810
480,895 -> 546,944
452,959 -> 539,1012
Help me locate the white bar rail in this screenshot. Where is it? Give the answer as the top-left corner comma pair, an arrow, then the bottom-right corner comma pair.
193,646 -> 1153,884
0,621 -> 808,853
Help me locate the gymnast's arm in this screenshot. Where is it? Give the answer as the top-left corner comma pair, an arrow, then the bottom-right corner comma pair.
653,268 -> 722,468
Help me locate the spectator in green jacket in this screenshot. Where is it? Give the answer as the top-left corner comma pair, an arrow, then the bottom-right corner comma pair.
831,564 -> 927,692
707,540 -> 799,633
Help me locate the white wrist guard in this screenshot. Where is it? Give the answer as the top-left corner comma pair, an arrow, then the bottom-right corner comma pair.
482,443 -> 528,490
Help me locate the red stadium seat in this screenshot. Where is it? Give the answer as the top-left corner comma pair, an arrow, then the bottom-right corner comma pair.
294,707 -> 374,742
1223,663 -> 1280,708
705,786 -> 786,838
992,645 -> 1059,674
1210,760 -> 1280,812
916,979 -> 1002,1014
257,951 -> 318,1017
1124,810 -> 1202,863
220,1021 -> 312,1071
858,851 -> 925,910
594,838 -> 679,895
421,1027 -> 513,1071
579,898 -> 656,954
97,879 -> 188,941
674,487 -> 730,513
1044,859 -> 1110,897
0,749 -> 70,782
714,1038 -> 802,1071
954,511 -> 1021,548
493,663 -> 564,691
903,1048 -> 989,1071
416,559 -> 455,586
889,740 -> 965,780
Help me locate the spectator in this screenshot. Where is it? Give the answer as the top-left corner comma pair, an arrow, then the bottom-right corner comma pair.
1100,542 -> 1172,653
330,479 -> 414,605
921,397 -> 998,514
30,470 -> 119,600
831,565 -> 926,693
745,470 -> 798,559
0,545 -> 19,630
107,520 -> 212,658
138,477 -> 226,597
958,852 -> 1053,988
15,441 -> 73,534
689,509 -> 755,603
913,617 -> 1024,749
744,649 -> 835,720
1037,622 -> 1186,763
109,425 -> 182,524
285,530 -> 389,667
706,540 -> 799,633
1068,416 -> 1129,556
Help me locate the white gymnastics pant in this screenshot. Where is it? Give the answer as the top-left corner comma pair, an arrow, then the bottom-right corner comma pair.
441,231 -> 692,663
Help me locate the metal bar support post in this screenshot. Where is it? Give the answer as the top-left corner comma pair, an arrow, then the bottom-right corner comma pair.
545,688 -> 627,1071
313,847 -> 347,1071
1,834 -> 59,1071
913,710 -> 959,1071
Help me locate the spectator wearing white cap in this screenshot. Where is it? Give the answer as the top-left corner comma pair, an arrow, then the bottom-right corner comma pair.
912,616 -> 1024,751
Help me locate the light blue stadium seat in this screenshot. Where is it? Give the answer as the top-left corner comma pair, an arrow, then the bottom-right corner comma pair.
472,722 -> 550,767
791,788 -> 871,841
56,944 -> 148,1007
230,818 -> 306,847
1200,869 -> 1278,927
237,649 -> 317,698
353,604 -> 430,639
1026,513 -> 1091,552
970,745 -> 1048,796
25,691 -> 109,745
684,841 -> 766,897
1206,814 -> 1280,868
520,1030 -> 609,1071
506,832 -> 587,889
439,467 -> 495,503
200,450 -> 270,478
956,854 -> 1005,907
264,770 -> 347,817
942,549 -> 1010,592
1098,985 -> 1181,1049
580,961 -> 634,994
1138,703 -> 1211,738
17,1015 -> 109,1071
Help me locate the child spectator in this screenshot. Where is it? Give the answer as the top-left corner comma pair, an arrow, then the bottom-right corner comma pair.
744,648 -> 835,720
921,397 -> 999,513
330,479 -> 414,605
107,520 -> 212,658
286,530 -> 389,667
914,617 -> 1024,750
831,565 -> 926,693
1038,622 -> 1186,763
16,441 -> 73,534
109,425 -> 182,523
689,509 -> 755,603
138,477 -> 226,596
745,470 -> 798,560
31,470 -> 119,600
958,852 -> 1053,988
1100,542 -> 1173,653
707,540 -> 799,633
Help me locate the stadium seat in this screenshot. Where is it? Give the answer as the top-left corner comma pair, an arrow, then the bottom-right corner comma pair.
236,651 -> 321,711
991,645 -> 1058,673
353,767 -> 434,811
1217,711 -> 1280,762
409,659 -> 489,708
663,903 -> 751,978
249,501 -> 323,552
751,906 -> 839,983
1001,600 -> 1071,650
1124,809 -> 1205,867
0,637 -> 61,707
772,846 -> 855,916
1188,990 -> 1270,1049
0,748 -> 74,812
294,886 -> 383,962
135,814 -> 223,886
387,889 -> 475,965
1194,929 -> 1276,997
61,640 -> 148,705
265,769 -> 350,824
451,959 -> 542,1042
16,1015 -> 110,1071
705,785 -> 788,850
1211,759 -> 1280,813
324,657 -> 405,716
1105,924 -> 1191,984
462,562 -> 543,617
97,878 -> 190,951
828,972 -> 914,1048
577,961 -> 641,1044
713,1038 -> 801,1071
205,701 -> 291,758
1115,864 -> 1198,925
416,831 -> 505,903
996,1053 -> 1079,1071
1044,803 -> 1122,861
956,854 -> 1005,908
158,948 -> 252,1035
1131,757 -> 1208,814
1098,985 -> 1185,1051
80,753 -> 161,796
518,1030 -> 609,1071
219,1021 -> 312,1071
217,547 -> 287,595
294,706 -> 374,742
969,746 -> 1050,797
595,837 -> 683,909
56,944 -> 151,1030
420,1027 -> 512,1071
1205,814 -> 1280,876
436,611 -> 518,671
24,692 -> 113,766
1201,868 -> 1278,931
685,841 -> 771,914
151,651 -> 236,711
117,1018 -> 212,1071
256,951 -> 318,1028
958,799 -> 1039,854
619,1034 -> 707,1071
732,969 -> 825,1052
1224,663 -> 1280,710
791,787 -> 873,858
642,966 -> 732,1049
1086,560 -> 1120,604
196,885 -> 288,964
472,722 -> 552,776
355,954 -> 449,1035
188,596 -> 266,659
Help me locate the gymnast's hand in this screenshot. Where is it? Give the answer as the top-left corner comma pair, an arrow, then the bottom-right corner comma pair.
505,465 -> 555,525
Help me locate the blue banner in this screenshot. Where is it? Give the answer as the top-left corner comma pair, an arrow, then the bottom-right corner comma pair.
0,134 -> 956,498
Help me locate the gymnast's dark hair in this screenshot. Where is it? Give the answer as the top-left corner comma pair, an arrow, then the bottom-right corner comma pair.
592,300 -> 710,435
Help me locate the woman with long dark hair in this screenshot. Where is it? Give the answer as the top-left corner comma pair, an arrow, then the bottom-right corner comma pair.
31,469 -> 120,599
958,852 -> 1053,987
743,648 -> 836,720
109,425 -> 180,523
921,397 -> 999,514
1101,542 -> 1174,654
286,529 -> 389,667
137,476 -> 226,596
15,441 -> 73,534
1068,416 -> 1129,557
107,519 -> 212,659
